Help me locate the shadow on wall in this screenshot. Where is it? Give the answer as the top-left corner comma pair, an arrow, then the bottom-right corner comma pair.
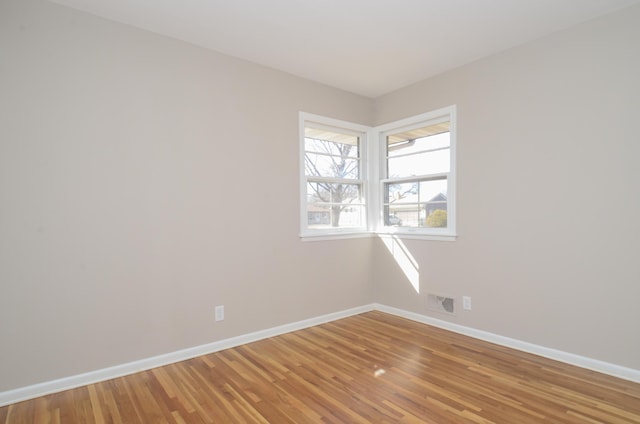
379,235 -> 419,293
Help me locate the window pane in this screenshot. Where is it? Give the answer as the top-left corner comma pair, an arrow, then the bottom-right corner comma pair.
419,179 -> 448,203
386,123 -> 450,178
305,137 -> 359,158
388,131 -> 449,158
307,204 -> 365,228
385,182 -> 418,204
384,206 -> 404,226
304,152 -> 359,179
384,178 -> 448,228
307,182 -> 361,204
307,181 -> 363,228
387,204 -> 421,228
388,148 -> 449,177
424,206 -> 448,228
306,182 -> 329,203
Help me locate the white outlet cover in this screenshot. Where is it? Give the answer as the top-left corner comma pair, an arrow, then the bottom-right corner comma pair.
462,296 -> 472,310
215,305 -> 225,321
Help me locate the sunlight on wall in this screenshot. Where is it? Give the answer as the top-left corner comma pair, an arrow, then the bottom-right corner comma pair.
379,235 -> 420,293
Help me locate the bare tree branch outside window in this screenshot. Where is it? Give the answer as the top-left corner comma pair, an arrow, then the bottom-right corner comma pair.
305,137 -> 360,227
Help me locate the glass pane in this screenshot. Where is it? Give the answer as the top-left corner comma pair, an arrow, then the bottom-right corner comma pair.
384,179 -> 448,228
424,206 -> 448,228
304,152 -> 359,179
306,182 -> 330,203
388,148 -> 449,178
387,204 -> 420,228
385,182 -> 418,204
384,205 -> 404,226
307,183 -> 361,204
304,124 -> 359,159
307,204 -> 364,228
388,131 -> 450,158
305,137 -> 359,158
337,184 -> 362,204
419,179 -> 448,203
422,179 -> 448,228
307,204 -> 331,227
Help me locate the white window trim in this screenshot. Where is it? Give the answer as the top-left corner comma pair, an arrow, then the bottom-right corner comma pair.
299,112 -> 371,239
374,106 -> 457,241
299,106 -> 457,242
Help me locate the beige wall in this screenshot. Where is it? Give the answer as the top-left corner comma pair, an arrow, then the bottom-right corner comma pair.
373,4 -> 640,369
2,0 -> 639,395
0,0 -> 374,391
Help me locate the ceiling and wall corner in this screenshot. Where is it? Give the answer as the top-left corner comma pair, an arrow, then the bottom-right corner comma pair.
46,0 -> 640,98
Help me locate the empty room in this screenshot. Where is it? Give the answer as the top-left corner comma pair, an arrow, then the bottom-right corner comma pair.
1,0 -> 640,422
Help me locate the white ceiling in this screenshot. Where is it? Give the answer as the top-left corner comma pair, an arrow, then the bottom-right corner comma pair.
49,0 -> 640,98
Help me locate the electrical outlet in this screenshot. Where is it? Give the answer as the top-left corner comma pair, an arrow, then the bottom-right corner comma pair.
215,305 -> 225,322
462,296 -> 472,311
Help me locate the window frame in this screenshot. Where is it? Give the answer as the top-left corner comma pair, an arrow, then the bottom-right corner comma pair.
299,112 -> 371,240
299,106 -> 456,241
375,106 -> 457,240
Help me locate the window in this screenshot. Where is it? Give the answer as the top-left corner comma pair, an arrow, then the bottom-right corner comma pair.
299,106 -> 456,240
378,106 -> 456,239
300,113 -> 369,238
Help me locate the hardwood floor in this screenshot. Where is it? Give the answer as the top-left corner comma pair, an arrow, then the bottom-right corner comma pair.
2,311 -> 639,423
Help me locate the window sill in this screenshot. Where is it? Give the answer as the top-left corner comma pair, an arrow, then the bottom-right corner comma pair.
375,231 -> 457,242
300,231 -> 373,242
300,230 -> 457,242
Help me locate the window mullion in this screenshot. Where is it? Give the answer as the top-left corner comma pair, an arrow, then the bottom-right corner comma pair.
386,145 -> 450,160
306,176 -> 364,185
381,173 -> 449,184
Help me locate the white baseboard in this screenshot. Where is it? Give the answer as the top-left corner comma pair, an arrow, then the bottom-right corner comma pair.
0,304 -> 374,407
2,302 -> 638,407
374,303 -> 640,384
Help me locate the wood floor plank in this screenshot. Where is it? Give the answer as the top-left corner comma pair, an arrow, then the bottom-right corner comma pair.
2,311 -> 640,423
